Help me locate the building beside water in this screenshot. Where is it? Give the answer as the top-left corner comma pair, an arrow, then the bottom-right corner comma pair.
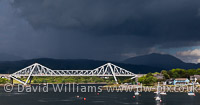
173,78 -> 190,85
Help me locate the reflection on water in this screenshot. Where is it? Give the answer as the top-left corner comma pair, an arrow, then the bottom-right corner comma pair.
0,85 -> 199,105
155,101 -> 161,105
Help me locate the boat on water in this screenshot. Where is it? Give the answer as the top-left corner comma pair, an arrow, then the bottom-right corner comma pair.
135,91 -> 139,95
155,96 -> 161,101
154,83 -> 167,95
160,92 -> 167,95
187,83 -> 196,96
154,92 -> 161,101
188,92 -> 195,96
155,92 -> 162,101
155,82 -> 162,101
154,91 -> 158,94
134,83 -> 140,96
154,91 -> 166,95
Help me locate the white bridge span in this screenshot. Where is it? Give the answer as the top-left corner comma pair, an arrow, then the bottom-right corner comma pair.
9,63 -> 136,85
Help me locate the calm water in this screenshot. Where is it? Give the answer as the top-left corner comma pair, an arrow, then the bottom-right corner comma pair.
0,84 -> 199,105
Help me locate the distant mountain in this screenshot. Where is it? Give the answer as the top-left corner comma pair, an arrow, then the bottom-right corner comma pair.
0,53 -> 23,61
2,54 -> 200,74
124,53 -> 200,69
0,58 -> 161,74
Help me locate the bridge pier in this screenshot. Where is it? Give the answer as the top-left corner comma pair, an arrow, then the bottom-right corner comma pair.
113,76 -> 118,84
28,76 -> 33,84
10,78 -> 13,84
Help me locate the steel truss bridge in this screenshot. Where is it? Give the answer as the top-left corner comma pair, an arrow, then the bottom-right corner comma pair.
9,63 -> 136,85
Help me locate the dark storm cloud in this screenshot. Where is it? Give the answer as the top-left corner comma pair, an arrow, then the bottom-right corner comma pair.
1,0 -> 200,61
12,0 -> 200,43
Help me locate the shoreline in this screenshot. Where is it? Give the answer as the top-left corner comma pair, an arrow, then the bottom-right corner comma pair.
101,84 -> 200,92
1,83 -> 200,93
0,82 -> 108,87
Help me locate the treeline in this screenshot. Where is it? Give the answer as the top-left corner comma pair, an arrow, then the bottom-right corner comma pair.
161,68 -> 200,79
138,73 -> 157,86
0,78 -> 10,84
10,76 -> 134,84
30,76 -> 133,84
138,68 -> 200,85
31,76 -> 113,84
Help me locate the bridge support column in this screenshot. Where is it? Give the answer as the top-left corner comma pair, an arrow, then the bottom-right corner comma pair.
10,78 -> 13,84
113,75 -> 118,84
28,76 -> 33,84
25,64 -> 37,85
107,63 -> 118,84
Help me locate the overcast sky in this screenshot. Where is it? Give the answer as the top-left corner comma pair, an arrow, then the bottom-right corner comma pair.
1,0 -> 200,63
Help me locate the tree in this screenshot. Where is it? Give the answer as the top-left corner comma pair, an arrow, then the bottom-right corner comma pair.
0,78 -> 9,84
138,74 -> 157,85
161,70 -> 170,79
172,72 -> 180,78
163,73 -> 170,79
161,70 -> 167,74
146,72 -> 153,77
138,76 -> 145,83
